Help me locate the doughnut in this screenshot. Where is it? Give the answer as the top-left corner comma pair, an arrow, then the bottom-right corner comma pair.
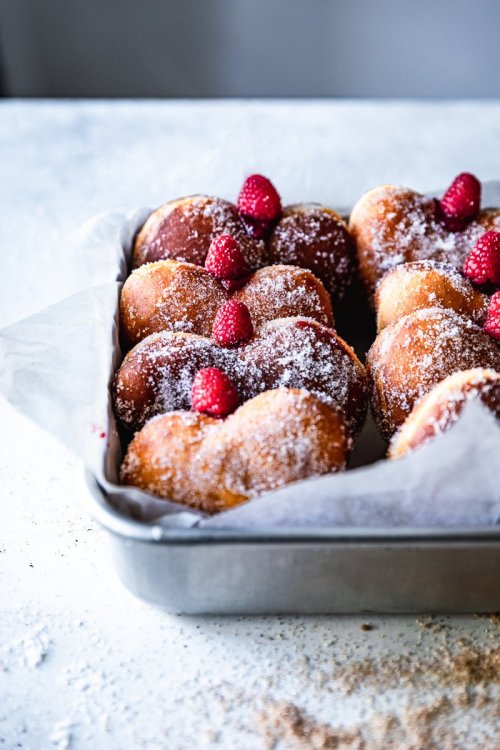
367,307 -> 500,440
120,260 -> 334,347
268,203 -> 354,298
120,388 -> 348,513
349,185 -> 500,297
113,317 -> 368,438
132,195 -> 265,270
375,261 -> 489,332
389,368 -> 500,458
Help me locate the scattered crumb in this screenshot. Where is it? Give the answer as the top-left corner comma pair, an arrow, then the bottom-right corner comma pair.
258,701 -> 364,750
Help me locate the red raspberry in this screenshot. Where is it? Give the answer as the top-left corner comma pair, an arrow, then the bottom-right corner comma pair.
439,172 -> 481,229
463,231 -> 500,285
484,292 -> 500,341
191,368 -> 239,417
237,174 -> 282,223
212,300 -> 254,347
205,235 -> 249,280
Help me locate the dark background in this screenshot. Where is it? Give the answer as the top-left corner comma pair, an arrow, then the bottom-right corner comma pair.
1,0 -> 500,98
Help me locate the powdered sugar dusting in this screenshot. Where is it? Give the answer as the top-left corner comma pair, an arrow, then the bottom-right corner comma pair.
114,318 -> 368,438
368,307 -> 500,439
120,261 -> 334,344
133,195 -> 265,270
352,186 -> 500,295
390,368 -> 500,457
2,626 -> 51,670
121,389 -> 348,511
375,260 -> 490,330
268,203 -> 354,298
237,265 -> 333,329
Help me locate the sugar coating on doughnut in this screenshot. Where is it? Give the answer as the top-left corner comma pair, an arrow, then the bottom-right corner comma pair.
350,186 -> 500,296
133,195 -> 265,270
114,333 -> 219,427
237,265 -> 333,330
367,307 -> 500,440
120,388 -> 348,512
121,261 -> 228,344
113,317 -> 368,438
375,260 -> 490,331
389,368 -> 500,458
268,203 -> 354,298
120,260 -> 334,346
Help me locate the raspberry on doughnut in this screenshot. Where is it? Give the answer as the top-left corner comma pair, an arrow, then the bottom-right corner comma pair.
113,317 -> 368,439
119,260 -> 334,347
133,195 -> 265,270
350,179 -> 500,298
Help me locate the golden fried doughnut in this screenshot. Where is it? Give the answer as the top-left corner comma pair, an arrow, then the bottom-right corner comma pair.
120,388 -> 348,513
133,195 -> 265,270
375,260 -> 489,332
268,203 -> 354,299
349,185 -> 500,297
120,260 -> 334,346
113,317 -> 368,438
367,307 -> 500,440
389,368 -> 500,458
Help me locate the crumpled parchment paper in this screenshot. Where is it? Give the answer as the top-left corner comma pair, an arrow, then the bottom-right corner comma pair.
1,187 -> 499,530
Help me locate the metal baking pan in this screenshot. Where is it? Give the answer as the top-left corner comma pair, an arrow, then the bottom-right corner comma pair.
86,473 -> 500,614
83,190 -> 500,615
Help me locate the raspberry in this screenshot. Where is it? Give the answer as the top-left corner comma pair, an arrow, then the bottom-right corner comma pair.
190,368 -> 239,417
439,172 -> 481,229
463,231 -> 500,285
212,300 -> 254,347
205,235 -> 248,280
434,199 -> 468,232
237,174 -> 282,223
484,292 -> 500,341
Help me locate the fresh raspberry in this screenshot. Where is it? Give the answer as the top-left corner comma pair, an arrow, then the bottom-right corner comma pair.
212,300 -> 254,347
438,172 -> 481,229
205,234 -> 249,280
237,174 -> 282,223
484,292 -> 500,341
463,231 -> 500,285
190,368 -> 239,417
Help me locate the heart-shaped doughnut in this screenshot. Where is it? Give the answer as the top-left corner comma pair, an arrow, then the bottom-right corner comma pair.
120,260 -> 334,347
132,194 -> 354,299
120,388 -> 348,512
349,185 -> 500,297
375,261 -> 489,332
389,368 -> 500,459
113,317 -> 368,438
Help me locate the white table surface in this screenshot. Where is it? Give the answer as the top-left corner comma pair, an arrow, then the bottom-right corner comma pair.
1,100 -> 499,749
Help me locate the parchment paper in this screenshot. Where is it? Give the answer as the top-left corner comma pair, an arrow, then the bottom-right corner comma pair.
1,186 -> 500,530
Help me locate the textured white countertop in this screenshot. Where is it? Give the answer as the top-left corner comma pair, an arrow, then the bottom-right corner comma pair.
1,100 -> 500,749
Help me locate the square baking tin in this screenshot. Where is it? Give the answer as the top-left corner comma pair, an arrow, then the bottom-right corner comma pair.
86,473 -> 500,614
